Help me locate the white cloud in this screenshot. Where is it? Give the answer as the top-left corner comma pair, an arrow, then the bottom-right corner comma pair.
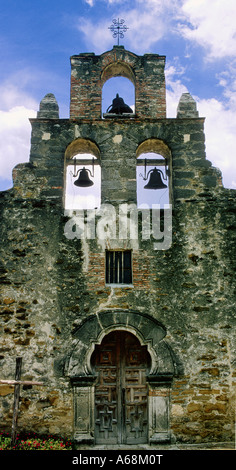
77,17 -> 111,53
166,63 -> 189,116
79,0 -> 236,59
217,65 -> 236,109
197,97 -> 236,189
0,79 -> 37,189
0,66 -> 61,189
0,106 -> 37,187
0,82 -> 37,112
76,0 -> 178,54
118,8 -> 167,52
197,61 -> 236,189
179,0 -> 236,59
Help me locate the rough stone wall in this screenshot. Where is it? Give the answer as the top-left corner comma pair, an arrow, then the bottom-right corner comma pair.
0,48 -> 235,445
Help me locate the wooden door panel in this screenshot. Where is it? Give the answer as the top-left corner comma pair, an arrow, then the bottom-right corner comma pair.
95,402 -> 118,444
125,403 -> 148,444
125,364 -> 148,444
91,331 -> 150,445
94,370 -> 118,443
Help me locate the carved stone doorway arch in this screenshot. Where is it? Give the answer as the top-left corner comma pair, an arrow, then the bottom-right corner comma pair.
65,310 -> 179,445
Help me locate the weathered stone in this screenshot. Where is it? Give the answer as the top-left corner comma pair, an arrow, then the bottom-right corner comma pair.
187,403 -> 202,413
37,93 -> 59,119
177,93 -> 199,118
204,403 -> 227,413
0,386 -> 14,396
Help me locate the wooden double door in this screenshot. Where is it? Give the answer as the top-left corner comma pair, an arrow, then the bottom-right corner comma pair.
91,331 -> 150,445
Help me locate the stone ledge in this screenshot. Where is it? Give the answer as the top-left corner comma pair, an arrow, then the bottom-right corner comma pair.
103,113 -> 135,119
75,441 -> 235,450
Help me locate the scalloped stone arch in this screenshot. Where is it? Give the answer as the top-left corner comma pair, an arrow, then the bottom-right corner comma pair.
65,310 -> 178,378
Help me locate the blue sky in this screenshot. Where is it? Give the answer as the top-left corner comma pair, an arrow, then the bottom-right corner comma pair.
0,0 -> 236,191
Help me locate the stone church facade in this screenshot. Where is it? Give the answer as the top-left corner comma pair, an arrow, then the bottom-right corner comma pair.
0,46 -> 235,447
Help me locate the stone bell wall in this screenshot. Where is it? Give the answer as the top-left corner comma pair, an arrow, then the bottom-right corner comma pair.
0,48 -> 235,445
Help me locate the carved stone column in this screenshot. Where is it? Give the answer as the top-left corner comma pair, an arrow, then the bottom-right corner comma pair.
71,376 -> 96,444
147,374 -> 173,443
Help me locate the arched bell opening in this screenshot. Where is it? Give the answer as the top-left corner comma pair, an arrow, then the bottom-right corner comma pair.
90,330 -> 151,445
101,62 -> 136,117
64,138 -> 101,210
136,139 -> 172,209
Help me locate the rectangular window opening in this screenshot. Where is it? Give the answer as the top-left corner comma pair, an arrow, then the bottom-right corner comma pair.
106,250 -> 132,285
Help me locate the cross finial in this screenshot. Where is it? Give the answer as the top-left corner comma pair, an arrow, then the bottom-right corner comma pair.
108,18 -> 129,46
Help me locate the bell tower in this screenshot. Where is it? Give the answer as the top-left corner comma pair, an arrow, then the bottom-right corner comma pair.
70,46 -> 166,119
66,46 -> 170,210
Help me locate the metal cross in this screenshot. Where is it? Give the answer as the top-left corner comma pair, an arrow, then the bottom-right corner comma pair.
108,18 -> 129,46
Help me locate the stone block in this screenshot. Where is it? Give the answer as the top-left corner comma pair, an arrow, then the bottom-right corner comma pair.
37,94 -> 59,119
177,93 -> 199,118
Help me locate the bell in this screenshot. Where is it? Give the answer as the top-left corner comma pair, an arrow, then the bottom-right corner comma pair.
144,168 -> 167,190
106,93 -> 133,114
74,167 -> 94,187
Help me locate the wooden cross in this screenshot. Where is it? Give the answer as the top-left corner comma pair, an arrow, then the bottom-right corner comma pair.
0,357 -> 45,448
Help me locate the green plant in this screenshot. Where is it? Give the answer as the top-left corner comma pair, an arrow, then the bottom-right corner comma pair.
0,431 -> 73,450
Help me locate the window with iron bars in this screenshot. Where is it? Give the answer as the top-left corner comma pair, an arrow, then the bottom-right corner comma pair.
105,250 -> 132,285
